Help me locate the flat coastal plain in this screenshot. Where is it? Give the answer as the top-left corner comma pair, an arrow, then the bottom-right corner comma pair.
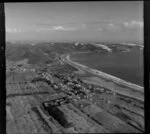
6,42 -> 144,133
63,54 -> 144,101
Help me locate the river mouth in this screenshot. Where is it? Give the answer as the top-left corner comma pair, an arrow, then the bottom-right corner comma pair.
70,47 -> 143,87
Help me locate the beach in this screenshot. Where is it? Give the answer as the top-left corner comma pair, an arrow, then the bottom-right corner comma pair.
62,54 -> 144,101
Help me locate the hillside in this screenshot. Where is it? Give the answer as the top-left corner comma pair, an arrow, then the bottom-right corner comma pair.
6,42 -> 142,64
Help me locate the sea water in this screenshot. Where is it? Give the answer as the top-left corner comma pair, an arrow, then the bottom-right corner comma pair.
71,47 -> 143,86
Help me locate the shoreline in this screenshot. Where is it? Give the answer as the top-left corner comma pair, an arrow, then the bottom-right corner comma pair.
62,54 -> 144,93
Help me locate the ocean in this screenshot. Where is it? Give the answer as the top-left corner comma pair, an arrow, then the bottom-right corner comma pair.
71,47 -> 143,86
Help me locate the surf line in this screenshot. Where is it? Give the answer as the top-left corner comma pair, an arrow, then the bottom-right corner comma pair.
64,54 -> 144,92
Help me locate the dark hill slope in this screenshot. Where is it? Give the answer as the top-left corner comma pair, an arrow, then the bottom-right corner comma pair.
6,42 -> 109,64
6,43 -> 52,64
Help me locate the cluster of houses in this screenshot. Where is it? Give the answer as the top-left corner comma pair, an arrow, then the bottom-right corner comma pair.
33,69 -> 116,106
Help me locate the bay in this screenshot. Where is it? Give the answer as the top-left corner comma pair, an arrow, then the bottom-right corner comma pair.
71,47 -> 143,86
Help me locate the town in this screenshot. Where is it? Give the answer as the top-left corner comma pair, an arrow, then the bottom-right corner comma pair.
6,59 -> 144,133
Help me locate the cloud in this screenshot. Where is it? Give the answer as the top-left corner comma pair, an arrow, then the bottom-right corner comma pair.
6,28 -> 24,33
36,20 -> 113,28
36,25 -> 78,32
108,23 -> 115,27
53,26 -> 77,31
103,20 -> 143,32
54,26 -> 64,30
102,22 -> 122,32
7,20 -> 143,34
35,20 -> 118,32
36,21 -> 82,28
82,20 -> 122,32
123,20 -> 143,28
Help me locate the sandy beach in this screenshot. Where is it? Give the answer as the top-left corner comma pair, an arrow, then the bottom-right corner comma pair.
62,54 -> 144,101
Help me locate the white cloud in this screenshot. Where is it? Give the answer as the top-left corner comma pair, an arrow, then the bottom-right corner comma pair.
123,20 -> 143,28
6,28 -> 24,33
104,20 -> 143,31
36,25 -> 77,32
53,26 -> 64,30
108,23 -> 115,27
53,26 -> 77,31
6,28 -> 12,33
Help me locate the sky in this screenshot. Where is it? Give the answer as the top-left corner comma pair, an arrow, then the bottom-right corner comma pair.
5,2 -> 143,43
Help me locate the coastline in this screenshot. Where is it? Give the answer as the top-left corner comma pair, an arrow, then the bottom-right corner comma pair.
62,54 -> 144,101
